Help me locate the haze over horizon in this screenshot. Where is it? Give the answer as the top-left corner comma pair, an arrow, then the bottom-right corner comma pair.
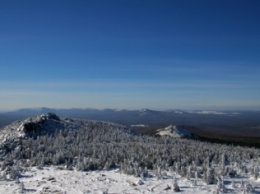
1,0 -> 260,111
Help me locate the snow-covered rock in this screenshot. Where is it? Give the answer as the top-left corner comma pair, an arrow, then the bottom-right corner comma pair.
156,125 -> 194,138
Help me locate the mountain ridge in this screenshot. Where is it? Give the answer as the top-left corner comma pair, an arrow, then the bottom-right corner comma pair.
1,108 -> 260,145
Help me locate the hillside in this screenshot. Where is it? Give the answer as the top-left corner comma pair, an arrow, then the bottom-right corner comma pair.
1,109 -> 260,142
1,113 -> 260,193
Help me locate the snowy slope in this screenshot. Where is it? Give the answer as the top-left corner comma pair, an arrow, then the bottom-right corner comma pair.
1,166 -> 260,194
156,125 -> 194,138
1,114 -> 260,194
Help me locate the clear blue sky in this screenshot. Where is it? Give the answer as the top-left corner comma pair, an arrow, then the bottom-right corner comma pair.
1,0 -> 260,110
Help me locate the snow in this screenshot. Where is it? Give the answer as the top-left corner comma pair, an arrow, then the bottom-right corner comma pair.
186,111 -> 240,115
131,124 -> 147,127
195,111 -> 227,115
156,125 -> 193,138
140,109 -> 150,112
1,114 -> 260,194
0,166 -> 214,194
1,166 -> 260,194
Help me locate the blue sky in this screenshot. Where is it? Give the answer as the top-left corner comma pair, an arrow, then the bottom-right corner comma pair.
0,0 -> 260,110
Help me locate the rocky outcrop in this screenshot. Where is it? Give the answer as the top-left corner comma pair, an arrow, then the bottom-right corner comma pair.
0,113 -> 62,146
17,113 -> 60,134
156,125 -> 195,138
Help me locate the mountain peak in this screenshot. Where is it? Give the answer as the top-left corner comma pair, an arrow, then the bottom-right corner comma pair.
156,125 -> 195,138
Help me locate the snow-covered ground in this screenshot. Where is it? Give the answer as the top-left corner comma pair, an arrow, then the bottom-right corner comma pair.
156,125 -> 193,138
1,114 -> 260,194
1,166 -> 260,194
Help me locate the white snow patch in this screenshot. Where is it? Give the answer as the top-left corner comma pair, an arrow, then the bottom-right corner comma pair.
186,111 -> 240,115
131,124 -> 147,127
156,125 -> 193,138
